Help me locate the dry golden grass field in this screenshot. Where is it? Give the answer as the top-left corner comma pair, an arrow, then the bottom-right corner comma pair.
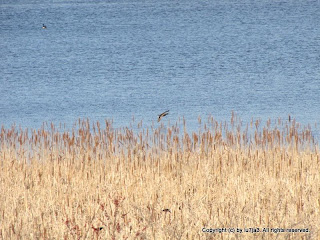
0,115 -> 319,240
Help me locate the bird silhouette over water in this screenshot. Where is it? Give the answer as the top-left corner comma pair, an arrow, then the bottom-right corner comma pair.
42,24 -> 47,29
158,110 -> 169,122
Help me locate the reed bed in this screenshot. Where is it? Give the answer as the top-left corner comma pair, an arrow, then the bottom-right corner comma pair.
0,114 -> 319,240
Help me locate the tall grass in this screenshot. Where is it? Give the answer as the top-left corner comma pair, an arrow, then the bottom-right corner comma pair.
0,114 -> 319,239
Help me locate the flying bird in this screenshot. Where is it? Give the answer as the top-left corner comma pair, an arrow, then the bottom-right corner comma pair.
42,24 -> 47,29
158,110 -> 169,122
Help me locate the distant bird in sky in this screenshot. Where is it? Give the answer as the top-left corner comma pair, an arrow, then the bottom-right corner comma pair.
158,110 -> 169,122
42,24 -> 47,29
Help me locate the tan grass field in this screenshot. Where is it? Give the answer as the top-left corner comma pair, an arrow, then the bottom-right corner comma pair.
0,115 -> 319,240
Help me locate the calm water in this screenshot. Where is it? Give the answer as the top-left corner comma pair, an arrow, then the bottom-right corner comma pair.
1,0 -> 320,134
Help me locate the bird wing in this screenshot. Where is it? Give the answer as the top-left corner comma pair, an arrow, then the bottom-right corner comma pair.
158,110 -> 169,117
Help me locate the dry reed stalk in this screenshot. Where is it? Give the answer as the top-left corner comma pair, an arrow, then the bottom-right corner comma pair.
0,116 -> 319,239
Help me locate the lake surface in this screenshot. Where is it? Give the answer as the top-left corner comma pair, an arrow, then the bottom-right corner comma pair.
1,0 -> 320,135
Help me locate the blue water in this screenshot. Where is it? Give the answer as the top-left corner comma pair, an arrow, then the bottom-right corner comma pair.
1,0 -> 320,133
